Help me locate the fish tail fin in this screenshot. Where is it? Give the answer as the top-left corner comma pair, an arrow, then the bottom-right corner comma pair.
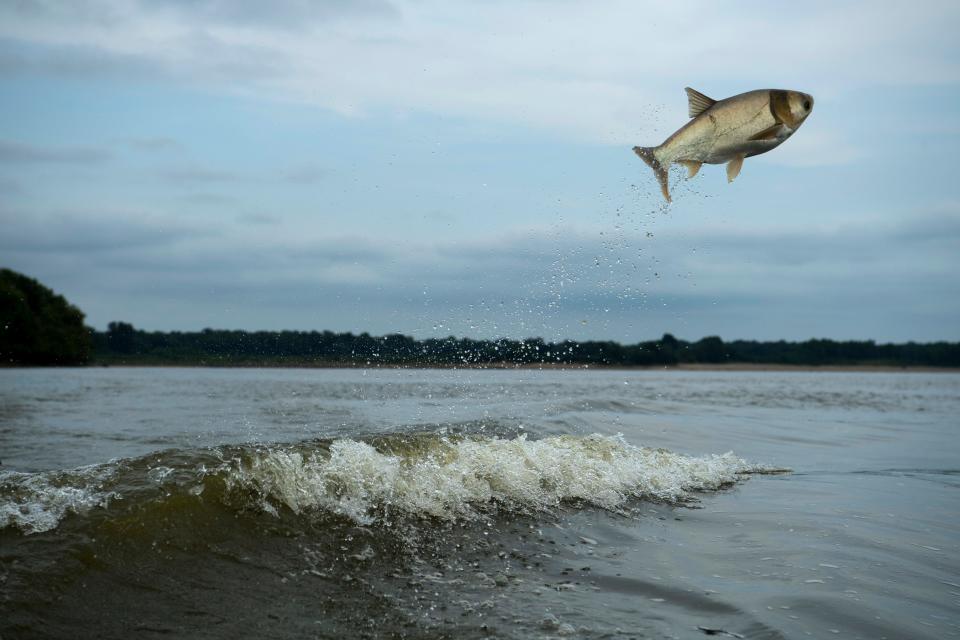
632,146 -> 671,203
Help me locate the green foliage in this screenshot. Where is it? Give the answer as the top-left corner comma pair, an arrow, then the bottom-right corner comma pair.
90,324 -> 959,368
0,268 -> 92,365
5,268 -> 954,368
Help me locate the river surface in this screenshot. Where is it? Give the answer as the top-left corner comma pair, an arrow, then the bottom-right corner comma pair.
1,367 -> 958,639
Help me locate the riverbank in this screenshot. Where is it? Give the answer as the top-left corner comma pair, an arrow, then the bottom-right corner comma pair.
21,360 -> 955,372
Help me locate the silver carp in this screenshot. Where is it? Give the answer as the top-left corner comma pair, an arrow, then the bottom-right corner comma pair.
634,87 -> 814,202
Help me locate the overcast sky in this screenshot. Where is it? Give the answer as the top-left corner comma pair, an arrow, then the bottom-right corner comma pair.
2,0 -> 958,343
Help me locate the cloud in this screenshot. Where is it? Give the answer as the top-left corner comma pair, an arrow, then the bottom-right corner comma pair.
0,208 -> 209,253
0,176 -> 23,194
237,211 -> 280,225
0,0 -> 398,32
152,0 -> 399,29
282,165 -> 325,184
0,140 -> 111,164
5,204 -> 957,341
0,37 -> 167,81
159,164 -> 326,187
160,167 -> 246,184
124,136 -> 181,152
0,0 -> 956,146
176,192 -> 238,206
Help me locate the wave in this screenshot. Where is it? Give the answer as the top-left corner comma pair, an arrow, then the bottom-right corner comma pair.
1,433 -> 773,535
0,463 -> 119,535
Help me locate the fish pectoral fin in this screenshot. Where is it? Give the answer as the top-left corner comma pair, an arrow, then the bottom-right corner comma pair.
679,160 -> 702,179
685,87 -> 717,118
749,124 -> 782,141
726,155 -> 745,183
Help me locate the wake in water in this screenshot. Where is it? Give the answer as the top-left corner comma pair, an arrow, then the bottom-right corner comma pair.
5,369 -> 954,640
1,433 -> 772,535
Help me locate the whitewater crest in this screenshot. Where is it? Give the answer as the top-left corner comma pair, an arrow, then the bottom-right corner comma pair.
0,464 -> 119,534
233,434 -> 763,524
1,434 -> 775,534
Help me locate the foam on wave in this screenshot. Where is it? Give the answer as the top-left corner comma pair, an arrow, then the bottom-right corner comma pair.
234,434 -> 761,524
0,464 -> 118,534
2,434 -> 773,534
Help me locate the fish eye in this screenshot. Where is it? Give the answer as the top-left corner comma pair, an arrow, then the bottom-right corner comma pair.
803,100 -> 811,111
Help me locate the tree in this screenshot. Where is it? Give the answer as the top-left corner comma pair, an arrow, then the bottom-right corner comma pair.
692,336 -> 727,363
0,268 -> 91,365
106,321 -> 137,354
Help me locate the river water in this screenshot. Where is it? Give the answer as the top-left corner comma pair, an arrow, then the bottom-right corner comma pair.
1,367 -> 958,639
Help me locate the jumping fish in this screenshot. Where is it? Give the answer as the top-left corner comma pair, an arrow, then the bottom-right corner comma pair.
633,87 -> 814,202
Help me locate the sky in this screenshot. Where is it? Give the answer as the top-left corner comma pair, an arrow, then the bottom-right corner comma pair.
1,0 -> 958,344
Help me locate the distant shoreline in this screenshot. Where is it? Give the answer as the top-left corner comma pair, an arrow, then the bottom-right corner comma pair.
13,361 -> 950,373
660,363 -> 955,373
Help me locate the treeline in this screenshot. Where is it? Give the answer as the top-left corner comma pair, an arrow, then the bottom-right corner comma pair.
0,268 -> 91,365
3,266 -> 958,368
92,322 -> 960,368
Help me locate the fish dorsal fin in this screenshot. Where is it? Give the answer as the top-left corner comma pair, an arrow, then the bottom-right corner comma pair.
685,87 -> 716,118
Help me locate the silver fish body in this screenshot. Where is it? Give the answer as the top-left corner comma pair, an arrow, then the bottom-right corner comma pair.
634,87 -> 814,202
